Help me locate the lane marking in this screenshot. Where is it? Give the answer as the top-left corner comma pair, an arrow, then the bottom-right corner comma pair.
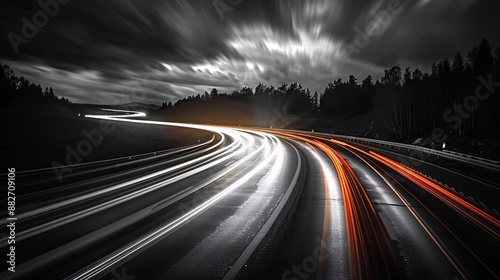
354,142 -> 499,190
338,144 -> 470,279
71,134 -> 282,280
222,142 -> 302,280
303,140 -> 331,279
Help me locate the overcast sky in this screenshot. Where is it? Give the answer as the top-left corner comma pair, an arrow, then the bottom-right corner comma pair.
1,0 -> 499,105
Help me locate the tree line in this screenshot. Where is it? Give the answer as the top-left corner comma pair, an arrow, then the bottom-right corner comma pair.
0,63 -> 70,107
162,38 -> 500,140
2,38 -> 498,141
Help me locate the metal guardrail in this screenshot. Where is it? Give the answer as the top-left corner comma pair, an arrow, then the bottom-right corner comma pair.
324,134 -> 500,172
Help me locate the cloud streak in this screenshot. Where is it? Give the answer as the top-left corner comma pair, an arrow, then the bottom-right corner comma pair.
1,0 -> 498,104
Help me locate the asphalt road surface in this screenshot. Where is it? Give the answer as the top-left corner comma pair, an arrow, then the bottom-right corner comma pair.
1,110 -> 498,280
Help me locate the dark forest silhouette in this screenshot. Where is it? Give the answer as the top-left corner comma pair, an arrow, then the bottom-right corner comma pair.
0,63 -> 70,106
2,38 -> 499,141
160,38 -> 500,140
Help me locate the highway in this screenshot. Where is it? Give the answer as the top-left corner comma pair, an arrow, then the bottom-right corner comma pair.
1,110 -> 499,280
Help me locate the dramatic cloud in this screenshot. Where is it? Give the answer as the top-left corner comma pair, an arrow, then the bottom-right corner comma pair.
1,0 -> 499,104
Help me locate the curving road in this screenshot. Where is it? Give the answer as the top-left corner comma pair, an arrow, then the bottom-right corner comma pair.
1,110 -> 498,280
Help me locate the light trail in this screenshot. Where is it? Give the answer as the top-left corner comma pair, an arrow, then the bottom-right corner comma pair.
5,110 -> 498,280
0,129 -> 228,233
368,152 -> 500,239
72,132 -> 286,280
222,139 -> 302,280
330,136 -> 500,239
303,142 -> 331,280
52,110 -> 293,279
304,133 -> 498,240
86,108 -> 147,118
294,132 -> 498,279
257,129 -> 401,279
12,132 -> 264,243
315,140 -> 401,279
336,142 -> 470,279
4,110 -> 300,280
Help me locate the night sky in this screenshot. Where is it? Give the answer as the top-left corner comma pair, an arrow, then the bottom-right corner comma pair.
1,0 -> 499,105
